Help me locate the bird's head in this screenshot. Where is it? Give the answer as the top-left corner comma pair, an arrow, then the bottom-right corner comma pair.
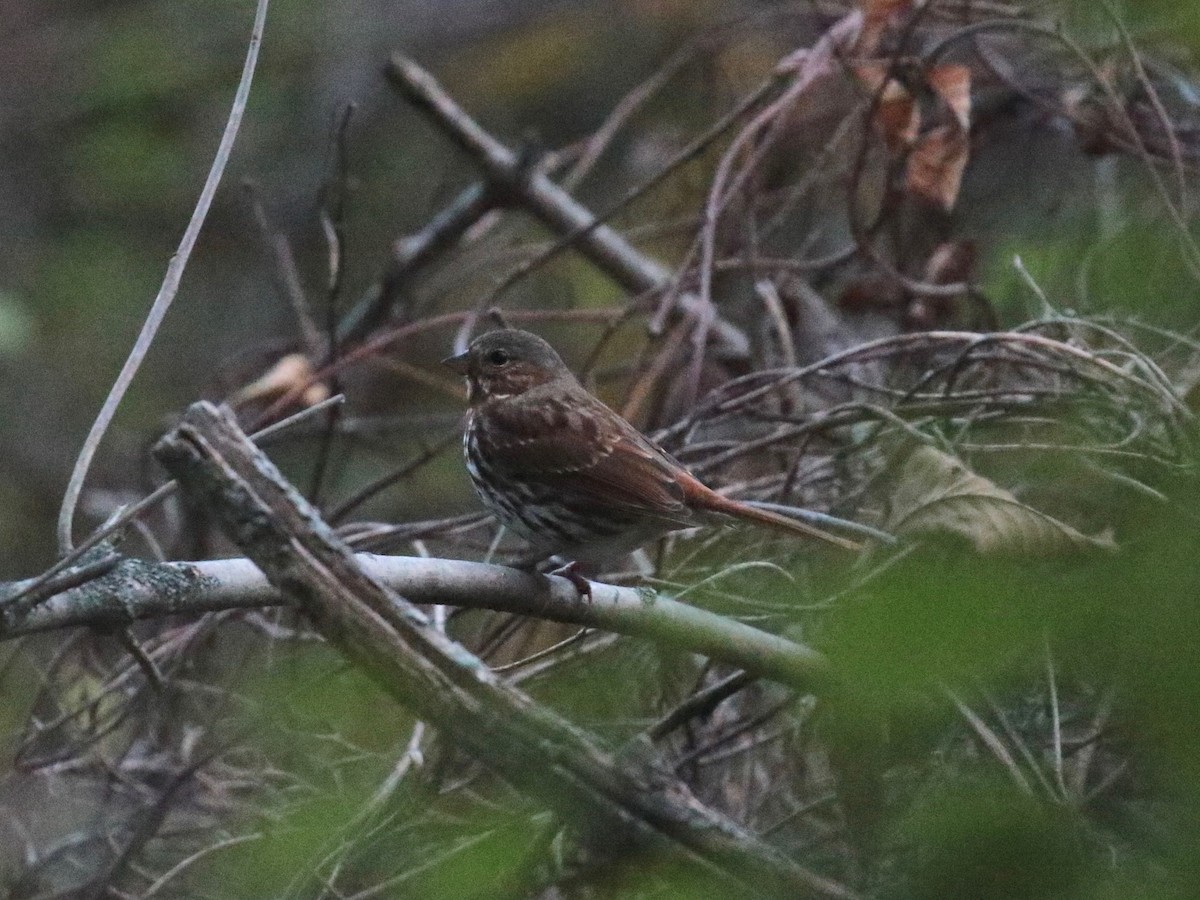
444,329 -> 574,404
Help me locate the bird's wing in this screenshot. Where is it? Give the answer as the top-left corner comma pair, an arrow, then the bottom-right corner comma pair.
476,389 -> 695,523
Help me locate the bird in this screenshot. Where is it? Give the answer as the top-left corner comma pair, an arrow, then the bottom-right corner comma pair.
444,329 -> 862,580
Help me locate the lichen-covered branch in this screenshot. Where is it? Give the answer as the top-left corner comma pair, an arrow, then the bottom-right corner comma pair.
0,553 -> 829,694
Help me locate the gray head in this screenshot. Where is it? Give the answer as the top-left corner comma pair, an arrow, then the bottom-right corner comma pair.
443,329 -> 575,404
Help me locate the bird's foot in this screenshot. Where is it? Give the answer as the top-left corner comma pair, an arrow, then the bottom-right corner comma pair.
547,560 -> 593,602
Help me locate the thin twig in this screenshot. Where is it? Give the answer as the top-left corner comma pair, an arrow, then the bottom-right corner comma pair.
56,0 -> 271,553
6,393 -> 344,610
945,687 -> 1035,796
245,179 -> 323,354
140,832 -> 264,899
1044,637 -> 1069,801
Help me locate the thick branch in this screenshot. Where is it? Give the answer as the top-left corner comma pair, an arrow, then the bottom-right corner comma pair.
149,401 -> 851,898
1,554 -> 828,694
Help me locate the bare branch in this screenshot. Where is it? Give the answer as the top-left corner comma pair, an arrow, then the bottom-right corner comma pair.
0,553 -> 829,696
56,0 -> 271,553
338,182 -> 499,346
384,53 -> 751,359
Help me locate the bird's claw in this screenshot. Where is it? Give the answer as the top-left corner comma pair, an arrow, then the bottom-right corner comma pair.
548,561 -> 593,602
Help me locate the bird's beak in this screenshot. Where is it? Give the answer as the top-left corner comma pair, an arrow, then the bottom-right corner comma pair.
442,351 -> 470,375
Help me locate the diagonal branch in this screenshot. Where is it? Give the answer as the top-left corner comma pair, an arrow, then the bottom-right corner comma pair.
337,181 -> 499,346
150,400 -> 853,899
385,54 -> 750,359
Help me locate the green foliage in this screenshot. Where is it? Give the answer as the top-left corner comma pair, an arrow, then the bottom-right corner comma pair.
817,456 -> 1200,897
986,209 -> 1200,326
896,775 -> 1089,900
83,12 -> 204,110
240,641 -> 411,762
823,553 -> 1052,709
221,794 -> 367,899
1113,0 -> 1200,55
366,812 -> 547,900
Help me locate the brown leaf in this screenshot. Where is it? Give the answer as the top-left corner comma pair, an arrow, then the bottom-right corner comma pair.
855,64 -> 920,152
877,80 -> 920,150
851,60 -> 889,92
853,63 -> 920,153
233,353 -> 330,407
906,125 -> 970,210
928,63 -> 971,130
858,0 -> 913,55
887,446 -> 1116,555
838,274 -> 905,312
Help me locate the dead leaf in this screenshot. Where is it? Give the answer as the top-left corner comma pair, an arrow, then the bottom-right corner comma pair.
858,0 -> 913,55
878,80 -> 920,150
887,446 -> 1116,554
855,63 -> 920,151
233,353 -> 330,407
928,63 -> 971,130
906,124 -> 970,210
838,273 -> 906,312
851,60 -> 889,92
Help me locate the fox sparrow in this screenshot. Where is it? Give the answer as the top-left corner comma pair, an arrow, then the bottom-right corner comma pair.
444,329 -> 861,569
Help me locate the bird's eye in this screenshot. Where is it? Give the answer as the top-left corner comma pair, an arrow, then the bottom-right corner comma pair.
487,349 -> 510,366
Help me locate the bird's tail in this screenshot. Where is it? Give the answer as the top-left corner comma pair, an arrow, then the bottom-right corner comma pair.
687,483 -> 866,552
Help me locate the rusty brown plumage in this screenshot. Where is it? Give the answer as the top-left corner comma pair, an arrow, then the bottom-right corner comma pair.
445,329 -> 861,565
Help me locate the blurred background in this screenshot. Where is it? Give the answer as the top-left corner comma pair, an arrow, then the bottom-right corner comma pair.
4,0 -> 1197,574
3,0 -> 1199,569
0,0 -> 725,572
3,1 -> 1200,897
